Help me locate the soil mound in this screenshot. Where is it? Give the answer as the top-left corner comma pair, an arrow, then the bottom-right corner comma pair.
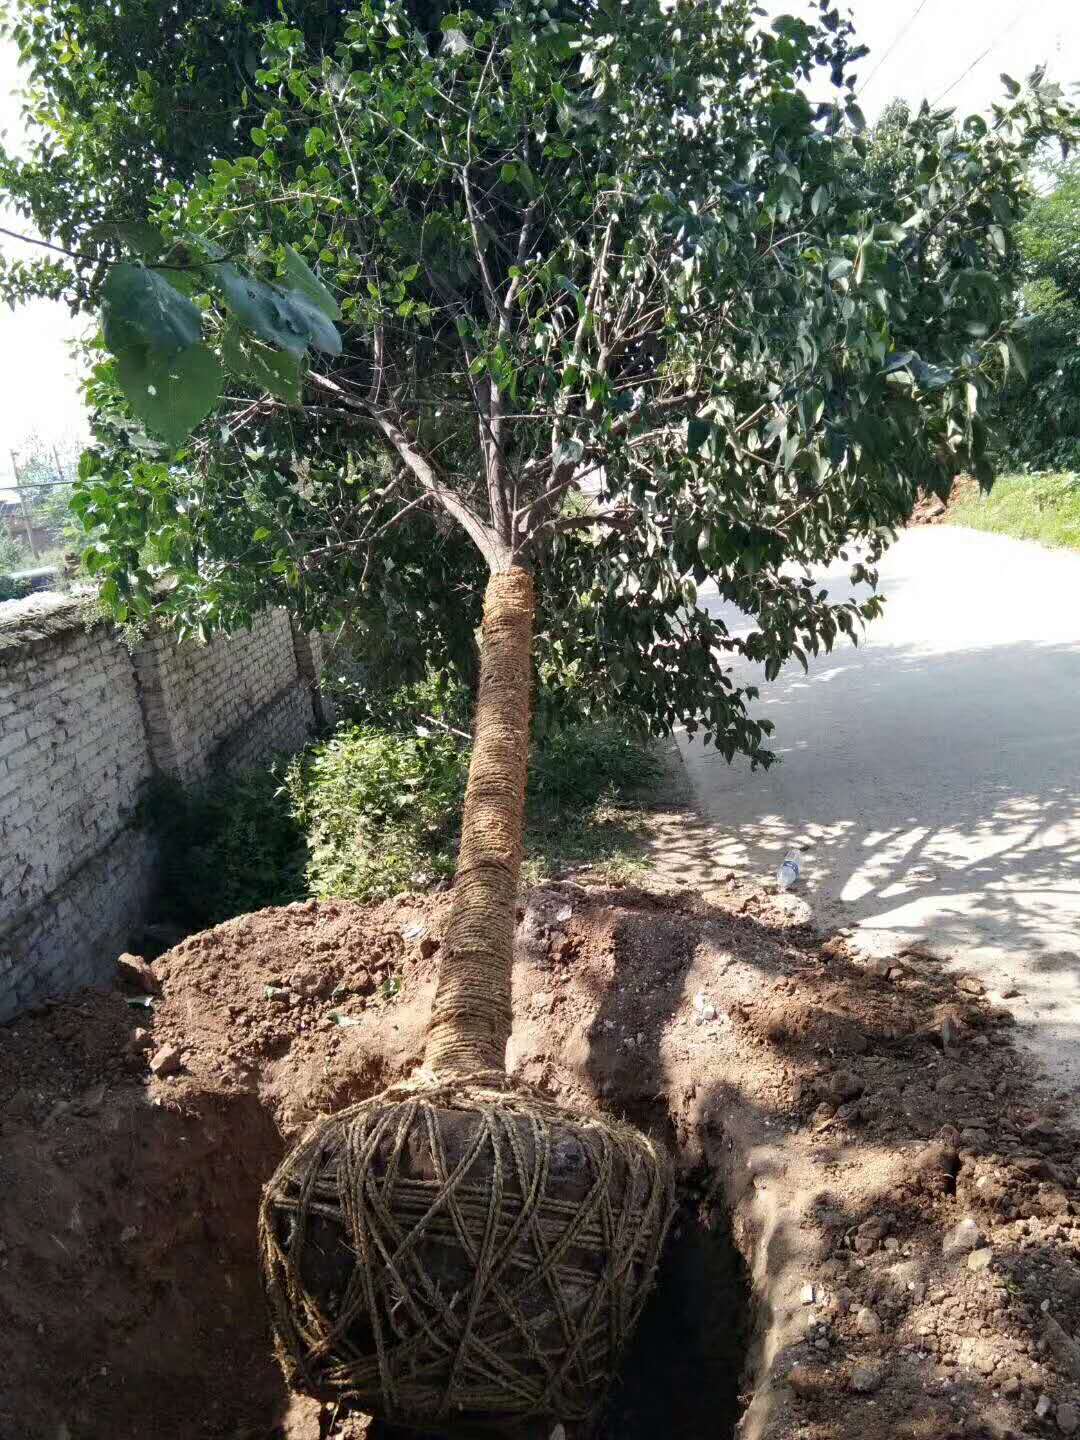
2,881 -> 1078,1440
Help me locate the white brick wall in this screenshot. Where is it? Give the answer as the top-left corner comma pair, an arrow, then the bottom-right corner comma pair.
0,596 -> 324,1018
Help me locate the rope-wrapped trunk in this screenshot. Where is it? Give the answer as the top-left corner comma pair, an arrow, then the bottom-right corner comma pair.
423,566 -> 535,1077
259,563 -> 676,1429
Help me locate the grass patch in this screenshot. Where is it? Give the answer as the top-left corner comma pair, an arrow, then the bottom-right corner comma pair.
947,472 -> 1080,553
524,724 -> 661,884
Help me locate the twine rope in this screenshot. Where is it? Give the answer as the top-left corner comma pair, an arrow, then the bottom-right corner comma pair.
260,1073 -> 674,1424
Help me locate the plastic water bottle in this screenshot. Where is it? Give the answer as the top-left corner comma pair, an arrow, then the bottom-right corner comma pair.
776,850 -> 800,892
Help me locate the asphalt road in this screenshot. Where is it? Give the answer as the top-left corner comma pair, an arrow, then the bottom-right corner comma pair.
677,526 -> 1080,1094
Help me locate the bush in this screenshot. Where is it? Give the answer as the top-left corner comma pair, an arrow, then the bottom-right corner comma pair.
285,725 -> 468,902
529,723 -> 661,815
0,574 -> 32,603
139,675 -> 663,923
140,770 -> 306,928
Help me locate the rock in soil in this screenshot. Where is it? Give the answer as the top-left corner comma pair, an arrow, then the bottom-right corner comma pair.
943,1216 -> 985,1256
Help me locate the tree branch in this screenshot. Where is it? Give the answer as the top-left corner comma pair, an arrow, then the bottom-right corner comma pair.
307,371 -> 509,572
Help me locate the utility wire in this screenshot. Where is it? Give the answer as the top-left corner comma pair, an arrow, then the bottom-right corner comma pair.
858,0 -> 934,98
932,4 -> 1027,105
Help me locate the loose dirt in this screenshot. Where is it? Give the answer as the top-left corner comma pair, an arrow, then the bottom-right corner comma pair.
2,877 -> 1078,1440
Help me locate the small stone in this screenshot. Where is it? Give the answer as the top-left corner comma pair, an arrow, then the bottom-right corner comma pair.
148,1044 -> 182,1077
693,991 -> 718,1023
801,1283 -> 818,1305
1002,1376 -> 1021,1397
943,1217 -> 984,1257
126,1027 -> 153,1054
1057,1403 -> 1078,1435
884,1236 -> 900,1253
116,952 -> 159,994
867,958 -> 892,978
888,966 -> 905,981
968,1247 -> 994,1272
119,1225 -> 138,1243
531,991 -> 554,1011
851,1364 -> 881,1394
788,1363 -> 828,1398
854,1216 -> 890,1254
550,1426 -> 567,1440
1035,1395 -> 1053,1420
958,975 -> 985,996
856,1306 -> 882,1336
1037,1185 -> 1071,1217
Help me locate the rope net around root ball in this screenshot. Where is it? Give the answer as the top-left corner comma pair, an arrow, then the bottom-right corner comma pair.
260,1073 -> 675,1428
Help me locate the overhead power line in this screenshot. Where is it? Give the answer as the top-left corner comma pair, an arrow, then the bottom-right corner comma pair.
932,4 -> 1027,106
858,0 -> 934,98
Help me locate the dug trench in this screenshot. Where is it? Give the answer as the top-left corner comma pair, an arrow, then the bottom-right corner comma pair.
2,878 -> 1079,1440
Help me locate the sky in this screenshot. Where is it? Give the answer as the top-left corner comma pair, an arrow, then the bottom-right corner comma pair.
0,1 -> 1077,495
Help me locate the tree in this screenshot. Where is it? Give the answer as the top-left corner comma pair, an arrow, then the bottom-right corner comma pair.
0,527 -> 31,575
996,159 -> 1080,469
8,432 -> 83,548
3,4 -> 1077,1421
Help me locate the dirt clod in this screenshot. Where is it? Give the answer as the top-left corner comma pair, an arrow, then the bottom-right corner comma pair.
148,1042 -> 182,1075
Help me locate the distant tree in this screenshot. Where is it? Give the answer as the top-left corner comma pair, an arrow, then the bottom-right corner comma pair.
998,159 -> 1080,469
0,527 -> 31,574
9,432 -> 83,545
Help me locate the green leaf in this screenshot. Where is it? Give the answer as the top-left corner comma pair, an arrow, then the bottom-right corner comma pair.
212,264 -> 341,356
93,220 -> 165,260
687,417 -> 711,457
882,351 -> 916,374
114,343 -> 223,446
102,263 -> 202,357
221,321 -> 304,405
828,257 -> 853,281
553,437 -> 584,470
872,223 -> 906,244
1006,334 -> 1029,382
988,224 -> 1007,257
253,527 -> 272,542
282,244 -> 340,321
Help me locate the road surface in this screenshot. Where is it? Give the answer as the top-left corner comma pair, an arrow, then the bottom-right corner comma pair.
676,526 -> 1080,1094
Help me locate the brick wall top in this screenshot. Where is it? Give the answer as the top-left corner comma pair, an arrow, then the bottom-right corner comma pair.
0,590 -> 105,662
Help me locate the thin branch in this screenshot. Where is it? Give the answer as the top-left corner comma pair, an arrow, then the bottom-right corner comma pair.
0,223 -> 241,271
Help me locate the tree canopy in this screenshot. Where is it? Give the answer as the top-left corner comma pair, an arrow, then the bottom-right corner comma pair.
995,159 -> 1080,470
3,0 -> 1077,758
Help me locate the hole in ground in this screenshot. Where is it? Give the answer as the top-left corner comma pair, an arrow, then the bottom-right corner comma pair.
598,1192 -> 750,1440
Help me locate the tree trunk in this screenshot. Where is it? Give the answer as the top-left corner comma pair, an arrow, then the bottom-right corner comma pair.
422,566 -> 535,1078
